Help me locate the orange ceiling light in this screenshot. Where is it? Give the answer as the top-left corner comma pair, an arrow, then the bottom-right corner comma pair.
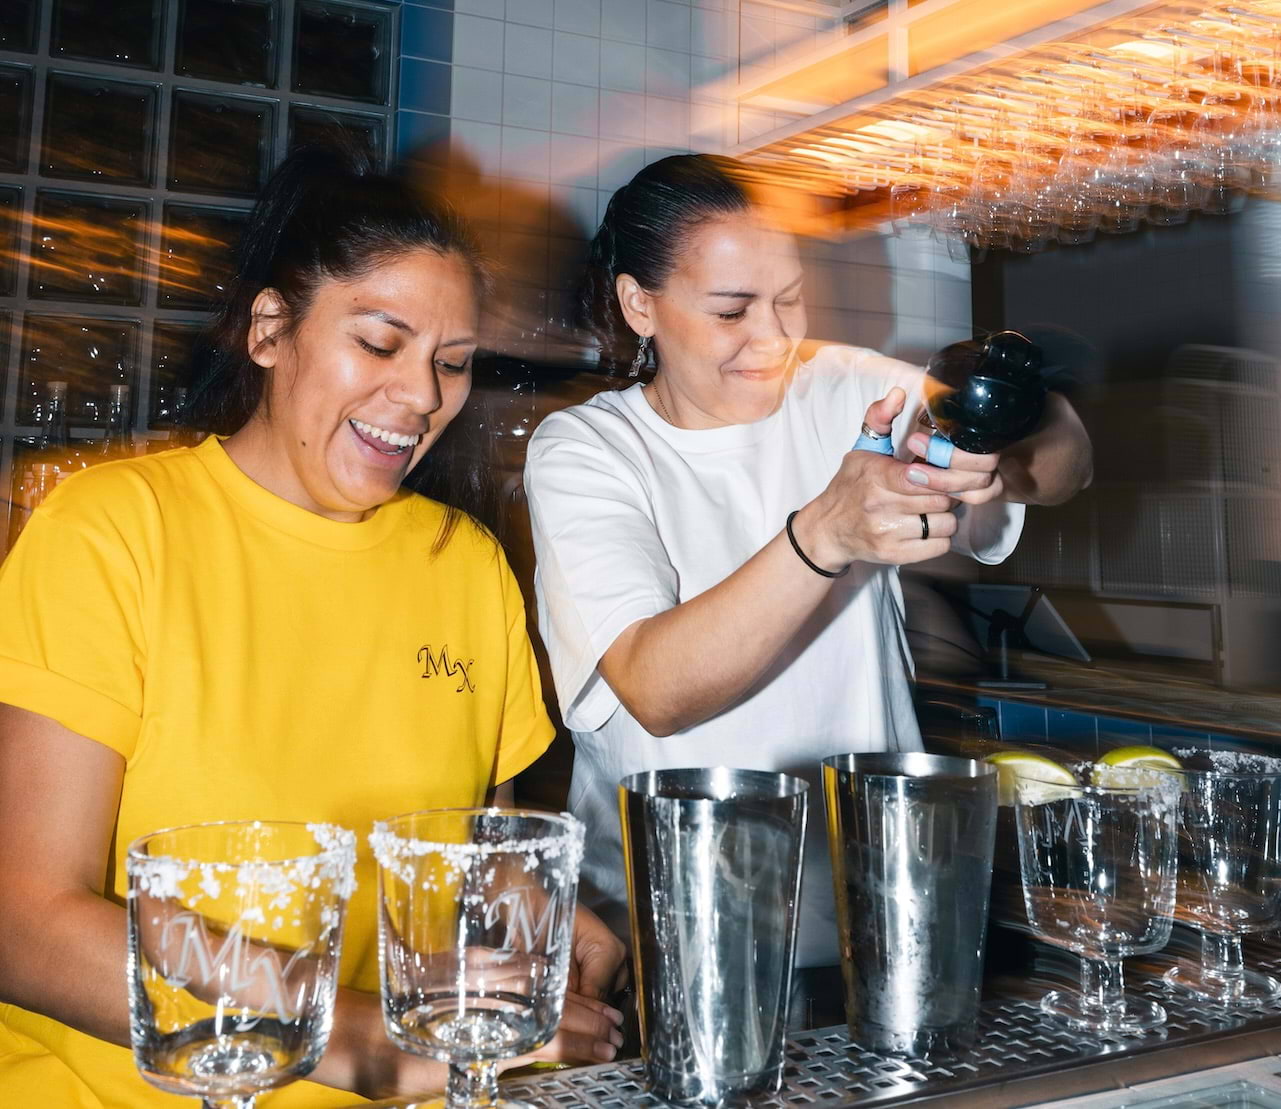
736,0 -> 1281,251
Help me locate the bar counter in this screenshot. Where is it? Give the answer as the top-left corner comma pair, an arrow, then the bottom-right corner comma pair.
339,667 -> 1281,1109
922,654 -> 1281,746
342,934 -> 1281,1109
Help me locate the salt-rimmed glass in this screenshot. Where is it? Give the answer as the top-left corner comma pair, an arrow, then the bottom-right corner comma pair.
371,808 -> 584,1109
126,820 -> 357,1109
1015,767 -> 1179,1035
1165,752 -> 1281,1006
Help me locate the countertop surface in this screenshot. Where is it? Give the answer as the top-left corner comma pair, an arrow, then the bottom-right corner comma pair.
1024,1053 -> 1281,1109
344,1039 -> 1281,1109
337,932 -> 1281,1109
921,653 -> 1281,741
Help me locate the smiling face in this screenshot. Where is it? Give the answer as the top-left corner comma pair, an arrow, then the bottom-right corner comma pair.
617,209 -> 807,428
226,248 -> 479,522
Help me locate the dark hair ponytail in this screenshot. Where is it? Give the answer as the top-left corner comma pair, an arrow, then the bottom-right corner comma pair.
186,144 -> 499,546
580,154 -> 751,371
189,145 -> 484,434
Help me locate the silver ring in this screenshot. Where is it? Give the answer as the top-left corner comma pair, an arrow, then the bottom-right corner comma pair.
920,513 -> 930,541
860,422 -> 889,441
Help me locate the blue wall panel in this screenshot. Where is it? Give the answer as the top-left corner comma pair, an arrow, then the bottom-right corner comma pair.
397,0 -> 453,160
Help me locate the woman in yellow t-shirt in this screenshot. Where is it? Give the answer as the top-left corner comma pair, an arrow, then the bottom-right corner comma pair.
0,147 -> 625,1108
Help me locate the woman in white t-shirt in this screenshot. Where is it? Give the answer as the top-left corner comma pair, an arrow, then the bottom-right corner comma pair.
523,155 -> 1092,968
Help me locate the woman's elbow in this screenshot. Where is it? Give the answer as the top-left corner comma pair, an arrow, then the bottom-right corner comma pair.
1016,425 -> 1093,506
614,689 -> 682,737
1034,465 -> 1092,506
0,882 -> 41,998
599,625 -> 687,737
1068,455 -> 1094,500
1045,397 -> 1093,502
1048,442 -> 1094,505
639,716 -> 681,739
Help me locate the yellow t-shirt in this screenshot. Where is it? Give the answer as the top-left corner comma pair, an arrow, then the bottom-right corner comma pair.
0,437 -> 555,1108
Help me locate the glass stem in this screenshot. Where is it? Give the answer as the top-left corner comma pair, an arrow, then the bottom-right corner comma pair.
447,1060 -> 500,1109
1079,956 -> 1127,1022
1202,931 -> 1246,1003
201,1099 -> 253,1109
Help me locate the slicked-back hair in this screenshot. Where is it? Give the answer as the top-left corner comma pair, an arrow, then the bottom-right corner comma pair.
580,154 -> 752,371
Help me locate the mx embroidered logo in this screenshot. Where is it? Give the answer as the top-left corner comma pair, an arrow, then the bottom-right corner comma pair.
418,644 -> 476,693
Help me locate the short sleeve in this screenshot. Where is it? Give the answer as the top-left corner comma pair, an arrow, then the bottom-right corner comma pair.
950,500 -> 1025,563
491,551 -> 556,784
0,480 -> 149,758
525,411 -> 677,732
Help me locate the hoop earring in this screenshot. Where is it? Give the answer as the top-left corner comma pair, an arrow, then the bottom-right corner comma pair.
629,335 -> 650,378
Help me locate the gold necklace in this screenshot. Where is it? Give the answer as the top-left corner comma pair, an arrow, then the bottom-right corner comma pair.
650,381 -> 675,425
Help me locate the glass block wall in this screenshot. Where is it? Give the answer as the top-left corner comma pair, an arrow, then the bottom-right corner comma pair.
0,0 -> 399,548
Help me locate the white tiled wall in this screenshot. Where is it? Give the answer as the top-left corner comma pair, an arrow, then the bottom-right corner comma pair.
451,0 -> 735,218
800,230 -> 973,363
446,0 -> 972,363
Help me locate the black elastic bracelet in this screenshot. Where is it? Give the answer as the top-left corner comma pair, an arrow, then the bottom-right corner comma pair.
785,510 -> 849,579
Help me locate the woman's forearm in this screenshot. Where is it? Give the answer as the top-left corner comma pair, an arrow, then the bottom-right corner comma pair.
0,709 -> 612,1104
0,886 -> 134,1048
998,392 -> 1093,506
311,988 -> 448,1099
0,708 -> 134,1048
595,399 -> 961,738
0,881 -> 439,1101
598,509 -> 837,737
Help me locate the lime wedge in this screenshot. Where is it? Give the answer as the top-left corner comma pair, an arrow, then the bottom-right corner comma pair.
1096,745 -> 1182,770
985,751 -> 1079,806
1092,745 -> 1182,787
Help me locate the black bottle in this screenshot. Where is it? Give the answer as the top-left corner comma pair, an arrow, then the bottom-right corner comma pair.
922,330 -> 1048,454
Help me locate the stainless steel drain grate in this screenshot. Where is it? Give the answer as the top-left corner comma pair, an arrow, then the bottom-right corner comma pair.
501,950 -> 1281,1108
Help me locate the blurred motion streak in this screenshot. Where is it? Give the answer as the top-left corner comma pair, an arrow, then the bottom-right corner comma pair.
735,0 -> 1281,253
29,206 -> 143,299
154,219 -> 235,305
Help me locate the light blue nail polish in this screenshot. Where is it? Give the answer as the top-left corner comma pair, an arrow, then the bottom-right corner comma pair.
907,469 -> 930,486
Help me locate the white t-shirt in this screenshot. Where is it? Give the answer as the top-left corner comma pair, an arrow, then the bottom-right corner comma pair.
524,344 -> 1024,968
